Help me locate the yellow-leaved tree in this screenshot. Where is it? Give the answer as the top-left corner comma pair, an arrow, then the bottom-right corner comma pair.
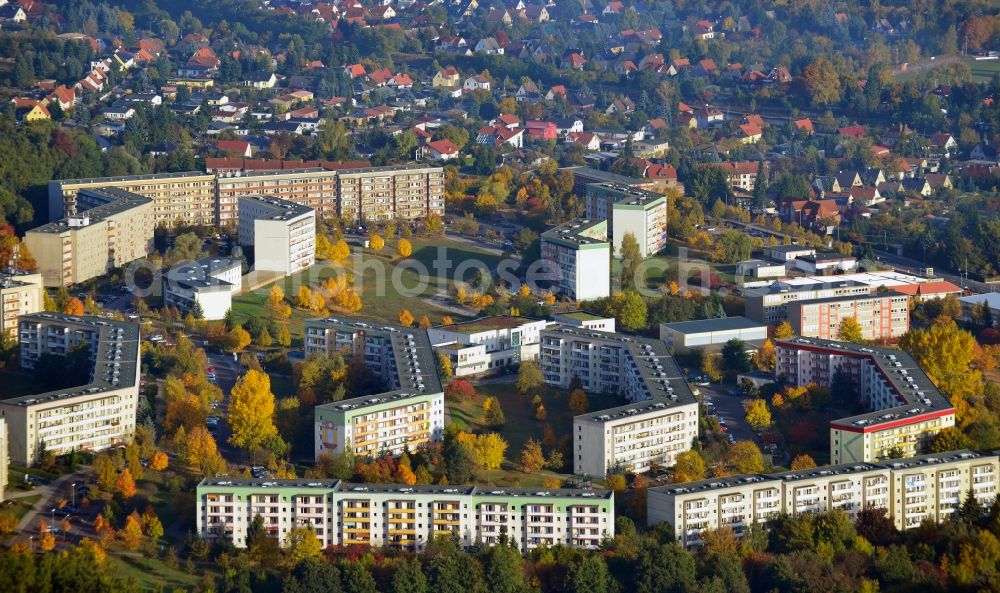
399,309 -> 414,327
743,398 -> 772,431
901,319 -> 984,424
672,450 -> 707,483
228,370 -> 279,451
397,239 -> 412,258
369,234 -> 384,252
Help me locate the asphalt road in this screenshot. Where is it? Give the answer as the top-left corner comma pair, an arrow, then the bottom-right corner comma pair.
205,351 -> 243,463
697,382 -> 756,444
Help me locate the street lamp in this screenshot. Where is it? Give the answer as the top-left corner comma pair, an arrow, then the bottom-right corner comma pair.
71,482 -> 77,508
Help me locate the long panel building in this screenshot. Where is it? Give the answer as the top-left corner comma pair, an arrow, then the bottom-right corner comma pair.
540,325 -> 699,477
648,450 -> 999,547
196,479 -> 614,551
305,318 -> 445,459
776,338 -> 956,464
51,165 -> 445,230
0,313 -> 140,465
48,171 -> 216,227
25,188 -> 154,287
0,271 -> 43,341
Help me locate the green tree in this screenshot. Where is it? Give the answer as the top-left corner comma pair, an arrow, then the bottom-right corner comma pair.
566,555 -> 613,593
721,339 -> 751,377
392,558 -> 428,593
341,561 -> 378,593
929,427 -> 971,453
479,545 -> 532,593
635,541 -> 697,593
169,232 -> 203,261
605,290 -> 648,331
619,232 -> 643,290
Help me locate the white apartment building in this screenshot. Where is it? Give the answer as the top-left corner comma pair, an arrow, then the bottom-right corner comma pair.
305,317 -> 445,459
163,257 -> 242,320
540,219 -> 610,301
0,313 -> 140,465
648,450 -> 999,547
237,196 -> 316,275
540,326 -> 699,476
426,316 -> 548,377
216,168 -> 339,226
776,338 -> 956,464
26,188 -> 154,287
0,271 -> 43,342
585,183 -> 668,258
196,479 -> 614,552
786,292 -> 909,341
551,311 -> 616,333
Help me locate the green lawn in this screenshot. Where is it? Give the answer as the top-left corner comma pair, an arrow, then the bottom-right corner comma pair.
448,379 -> 626,486
2,494 -> 41,522
231,238 -> 496,339
970,59 -> 1000,82
111,552 -> 215,591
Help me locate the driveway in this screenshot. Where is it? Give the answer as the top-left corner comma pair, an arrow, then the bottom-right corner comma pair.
698,383 -> 757,444
205,351 -> 243,463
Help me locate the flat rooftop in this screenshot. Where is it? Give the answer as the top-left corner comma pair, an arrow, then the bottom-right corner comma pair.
776,337 -> 952,429
197,478 -> 613,500
650,450 -> 988,496
541,219 -> 608,249
542,325 -> 697,422
561,165 -> 646,187
308,317 -> 444,413
554,311 -> 608,322
660,316 -> 765,335
52,170 -> 210,186
796,253 -> 857,263
786,291 -> 906,306
4,313 -> 140,407
588,182 -> 665,207
239,195 -> 314,220
29,188 -> 151,234
435,315 -> 541,334
164,257 -> 241,291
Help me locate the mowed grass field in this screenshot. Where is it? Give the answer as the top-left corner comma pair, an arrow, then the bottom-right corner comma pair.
231,238 -> 501,340
447,379 -> 627,486
970,58 -> 1000,82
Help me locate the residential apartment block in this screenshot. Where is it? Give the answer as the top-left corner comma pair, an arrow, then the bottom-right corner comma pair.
305,317 -> 445,459
163,257 -> 242,320
427,316 -> 548,377
648,450 -> 999,547
0,271 -> 43,341
540,326 -> 699,477
550,311 -> 616,333
26,188 -> 154,287
48,171 -> 216,227
0,314 -> 140,465
776,338 -> 956,464
237,196 -> 316,275
196,479 -> 614,551
49,165 -> 445,230
216,168 -> 338,226
584,183 -> 668,258
336,165 -> 445,224
786,292 -> 909,341
540,219 -> 610,301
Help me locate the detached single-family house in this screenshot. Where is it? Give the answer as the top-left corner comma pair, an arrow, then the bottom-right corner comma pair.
432,66 -> 461,88
417,139 -> 461,161
463,74 -> 491,91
